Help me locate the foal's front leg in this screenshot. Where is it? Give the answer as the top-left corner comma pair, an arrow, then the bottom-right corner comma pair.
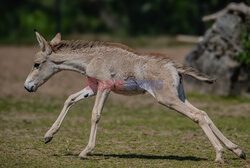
79,89 -> 110,158
44,87 -> 96,143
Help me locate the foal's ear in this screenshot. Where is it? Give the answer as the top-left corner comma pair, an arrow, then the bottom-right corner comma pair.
34,29 -> 52,55
50,33 -> 61,46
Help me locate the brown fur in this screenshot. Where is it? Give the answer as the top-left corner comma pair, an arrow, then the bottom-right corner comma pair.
51,40 -> 171,60
51,40 -> 214,83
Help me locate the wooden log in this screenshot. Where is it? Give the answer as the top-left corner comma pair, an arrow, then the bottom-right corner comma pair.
202,2 -> 250,22
176,35 -> 203,43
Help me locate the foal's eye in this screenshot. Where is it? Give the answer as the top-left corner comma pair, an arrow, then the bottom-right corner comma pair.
34,63 -> 40,69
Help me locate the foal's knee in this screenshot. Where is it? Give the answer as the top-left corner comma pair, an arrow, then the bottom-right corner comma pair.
92,113 -> 101,123
64,94 -> 78,106
194,110 -> 210,125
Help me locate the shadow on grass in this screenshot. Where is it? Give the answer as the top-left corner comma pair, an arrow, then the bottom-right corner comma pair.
93,153 -> 207,161
57,153 -> 207,161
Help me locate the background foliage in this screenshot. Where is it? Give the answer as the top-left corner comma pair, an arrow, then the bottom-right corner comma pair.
237,16 -> 250,69
1,0 -> 249,43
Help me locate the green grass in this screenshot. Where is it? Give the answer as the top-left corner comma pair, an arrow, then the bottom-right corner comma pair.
0,95 -> 249,168
187,93 -> 250,103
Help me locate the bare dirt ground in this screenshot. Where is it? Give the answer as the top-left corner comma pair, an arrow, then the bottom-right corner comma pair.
1,45 -> 250,111
0,46 -> 190,103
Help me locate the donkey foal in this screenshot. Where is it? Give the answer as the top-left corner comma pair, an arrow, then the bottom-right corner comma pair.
24,31 -> 246,162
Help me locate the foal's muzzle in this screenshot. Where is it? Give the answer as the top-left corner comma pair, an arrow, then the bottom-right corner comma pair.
24,85 -> 35,92
24,80 -> 37,92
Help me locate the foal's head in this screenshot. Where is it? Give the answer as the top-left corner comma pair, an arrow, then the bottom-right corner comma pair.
24,30 -> 61,92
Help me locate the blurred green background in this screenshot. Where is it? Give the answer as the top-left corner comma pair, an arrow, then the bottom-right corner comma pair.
1,0 -> 249,43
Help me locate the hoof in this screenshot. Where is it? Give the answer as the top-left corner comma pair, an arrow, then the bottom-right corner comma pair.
79,155 -> 88,160
233,148 -> 246,160
79,153 -> 88,159
239,150 -> 246,160
44,136 -> 53,144
79,150 -> 92,159
215,159 -> 224,164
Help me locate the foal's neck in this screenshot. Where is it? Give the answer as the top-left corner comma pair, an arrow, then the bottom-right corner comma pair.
52,49 -> 96,74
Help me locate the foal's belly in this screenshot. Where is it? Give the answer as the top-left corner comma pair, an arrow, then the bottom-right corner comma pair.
112,78 -> 146,95
112,89 -> 146,96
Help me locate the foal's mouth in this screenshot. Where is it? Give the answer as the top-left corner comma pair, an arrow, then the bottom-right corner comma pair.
24,85 -> 37,92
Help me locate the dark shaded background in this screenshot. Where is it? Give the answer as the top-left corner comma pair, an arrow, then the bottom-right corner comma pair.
1,0 -> 249,43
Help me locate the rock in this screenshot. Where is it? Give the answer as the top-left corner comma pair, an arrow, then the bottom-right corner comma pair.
184,13 -> 250,96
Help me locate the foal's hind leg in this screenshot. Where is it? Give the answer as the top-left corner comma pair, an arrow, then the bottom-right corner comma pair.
153,87 -> 225,162
185,100 -> 246,159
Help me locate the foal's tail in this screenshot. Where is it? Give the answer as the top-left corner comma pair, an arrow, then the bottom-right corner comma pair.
177,66 -> 216,84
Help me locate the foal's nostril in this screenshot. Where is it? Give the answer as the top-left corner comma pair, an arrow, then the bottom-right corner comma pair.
24,85 -> 33,92
24,85 -> 29,92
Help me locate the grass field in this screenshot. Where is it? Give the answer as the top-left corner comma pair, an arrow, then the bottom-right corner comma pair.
0,94 -> 249,168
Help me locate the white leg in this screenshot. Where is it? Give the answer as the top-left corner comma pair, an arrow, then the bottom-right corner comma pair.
167,100 -> 225,162
79,89 -> 110,158
198,116 -> 225,163
44,87 -> 96,143
176,79 -> 245,161
185,100 -> 246,160
152,84 -> 225,163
